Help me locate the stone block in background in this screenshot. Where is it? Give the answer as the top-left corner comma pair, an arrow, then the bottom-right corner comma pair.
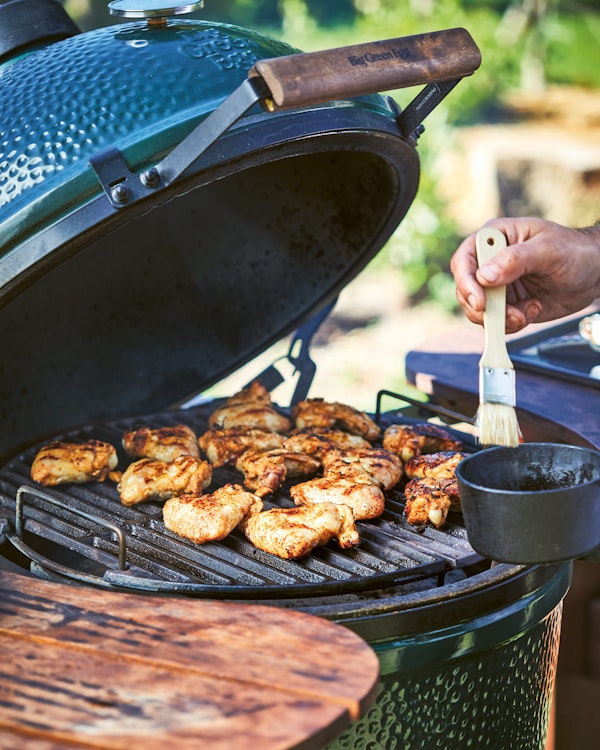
439,86 -> 600,231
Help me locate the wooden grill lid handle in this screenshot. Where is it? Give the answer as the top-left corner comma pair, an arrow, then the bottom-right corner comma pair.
251,27 -> 481,111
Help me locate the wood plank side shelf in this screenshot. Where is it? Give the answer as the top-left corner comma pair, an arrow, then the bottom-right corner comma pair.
0,570 -> 379,750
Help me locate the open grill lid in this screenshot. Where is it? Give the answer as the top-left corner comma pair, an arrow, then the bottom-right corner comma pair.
0,2 -> 481,460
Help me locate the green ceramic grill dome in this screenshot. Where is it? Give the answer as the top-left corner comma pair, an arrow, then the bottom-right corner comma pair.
0,6 -> 423,453
1,17 -> 395,254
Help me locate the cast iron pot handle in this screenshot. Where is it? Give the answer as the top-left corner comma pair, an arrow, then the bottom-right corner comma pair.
251,28 -> 481,111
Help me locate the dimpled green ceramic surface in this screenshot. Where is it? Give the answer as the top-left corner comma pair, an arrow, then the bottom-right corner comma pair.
0,20 -> 295,244
325,563 -> 569,750
0,18 -> 396,250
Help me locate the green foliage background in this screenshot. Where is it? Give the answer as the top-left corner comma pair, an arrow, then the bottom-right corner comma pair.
67,0 -> 600,310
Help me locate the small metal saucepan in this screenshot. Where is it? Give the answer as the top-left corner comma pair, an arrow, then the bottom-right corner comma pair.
456,443 -> 600,564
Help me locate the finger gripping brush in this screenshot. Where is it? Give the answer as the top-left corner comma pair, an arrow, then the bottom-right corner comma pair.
475,226 -> 522,448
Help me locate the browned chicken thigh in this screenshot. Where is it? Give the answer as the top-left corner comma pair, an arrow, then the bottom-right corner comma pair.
293,398 -> 381,441
241,502 -> 360,559
289,446 -> 401,521
31,440 -> 118,486
163,484 -> 262,543
404,451 -> 469,480
199,426 -> 284,467
122,424 -> 200,462
118,455 -> 212,506
404,477 -> 459,528
208,381 -> 291,433
321,447 -> 403,490
383,423 -> 463,463
236,449 -> 321,497
402,451 -> 468,528
217,380 -> 272,406
290,474 -> 385,520
282,428 -> 371,457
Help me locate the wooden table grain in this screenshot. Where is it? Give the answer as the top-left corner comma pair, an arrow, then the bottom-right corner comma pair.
0,569 -> 379,750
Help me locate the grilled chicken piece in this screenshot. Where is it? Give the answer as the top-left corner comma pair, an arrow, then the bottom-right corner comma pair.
218,380 -> 272,406
404,477 -> 460,528
209,402 -> 291,432
31,440 -> 118,486
404,451 -> 469,481
208,381 -> 291,433
290,446 -> 396,520
322,447 -> 403,491
403,451 -> 467,526
290,474 -> 385,520
241,502 -> 360,559
236,449 -> 321,498
293,398 -> 381,441
122,424 -> 200,462
382,423 -> 463,463
163,484 -> 263,543
118,455 -> 212,506
199,426 -> 285,467
282,428 -> 371,457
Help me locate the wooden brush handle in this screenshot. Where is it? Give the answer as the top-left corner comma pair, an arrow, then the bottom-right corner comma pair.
250,28 -> 481,110
476,227 -> 513,369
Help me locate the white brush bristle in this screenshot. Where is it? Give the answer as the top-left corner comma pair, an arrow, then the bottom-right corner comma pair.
476,402 -> 522,447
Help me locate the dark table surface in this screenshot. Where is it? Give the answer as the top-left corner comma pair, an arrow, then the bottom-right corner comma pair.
405,316 -> 600,450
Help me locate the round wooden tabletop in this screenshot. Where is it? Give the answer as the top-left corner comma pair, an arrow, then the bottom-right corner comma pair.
0,568 -> 379,750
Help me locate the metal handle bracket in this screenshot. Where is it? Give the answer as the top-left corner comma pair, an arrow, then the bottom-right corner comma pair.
89,76 -> 269,208
243,300 -> 336,406
396,78 -> 461,140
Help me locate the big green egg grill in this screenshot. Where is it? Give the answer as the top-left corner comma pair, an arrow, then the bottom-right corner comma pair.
0,3 -> 570,749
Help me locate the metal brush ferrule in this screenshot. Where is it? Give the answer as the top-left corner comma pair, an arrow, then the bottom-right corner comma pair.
479,367 -> 516,407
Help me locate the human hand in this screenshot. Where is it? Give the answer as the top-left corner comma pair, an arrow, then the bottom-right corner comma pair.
450,217 -> 600,333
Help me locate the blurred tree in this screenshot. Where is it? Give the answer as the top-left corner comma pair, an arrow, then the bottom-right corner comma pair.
64,0 -> 114,29
497,0 -> 557,92
305,0 -> 356,26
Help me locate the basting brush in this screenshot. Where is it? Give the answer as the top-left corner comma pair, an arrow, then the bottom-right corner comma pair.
475,226 -> 522,447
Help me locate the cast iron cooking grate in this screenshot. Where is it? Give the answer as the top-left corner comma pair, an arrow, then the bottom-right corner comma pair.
0,398 -> 481,598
